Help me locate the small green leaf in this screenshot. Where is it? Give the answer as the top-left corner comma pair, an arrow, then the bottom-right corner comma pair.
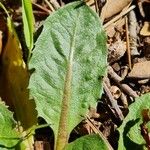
0,100 -> 20,148
118,93 -> 150,150
22,0 -> 34,59
29,1 -> 107,149
64,134 -> 110,150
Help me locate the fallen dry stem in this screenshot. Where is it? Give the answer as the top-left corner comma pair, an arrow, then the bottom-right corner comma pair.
125,16 -> 132,69
108,66 -> 139,98
137,0 -> 150,17
103,82 -> 124,121
120,92 -> 128,108
32,2 -> 51,14
108,66 -> 122,82
128,10 -> 139,55
44,0 -> 55,11
104,5 -> 136,28
50,0 -> 60,9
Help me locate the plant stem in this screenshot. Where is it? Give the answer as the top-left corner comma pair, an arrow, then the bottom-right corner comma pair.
55,11 -> 78,149
55,63 -> 72,150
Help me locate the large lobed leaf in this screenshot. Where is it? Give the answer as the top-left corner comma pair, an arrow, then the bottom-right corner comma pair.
29,1 -> 107,148
118,93 -> 150,150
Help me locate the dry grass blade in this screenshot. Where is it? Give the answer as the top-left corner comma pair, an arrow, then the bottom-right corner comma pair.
44,0 -> 60,11
32,2 -> 51,14
44,0 -> 55,11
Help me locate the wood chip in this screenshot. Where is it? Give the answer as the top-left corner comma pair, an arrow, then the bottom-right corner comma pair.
140,22 -> 150,36
128,61 -> 150,79
101,0 -> 132,20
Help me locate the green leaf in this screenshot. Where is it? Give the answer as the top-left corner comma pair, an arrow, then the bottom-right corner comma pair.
22,0 -> 34,60
118,93 -> 150,150
29,1 -> 107,149
0,100 -> 20,148
64,134 -> 110,150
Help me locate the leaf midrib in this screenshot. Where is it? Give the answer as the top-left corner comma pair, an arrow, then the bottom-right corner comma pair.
55,10 -> 80,150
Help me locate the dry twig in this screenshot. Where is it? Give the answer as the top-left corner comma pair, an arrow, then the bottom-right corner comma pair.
125,16 -> 132,69
104,5 -> 136,28
108,66 -> 139,98
128,10 -> 139,55
137,0 -> 150,17
44,0 -> 55,11
103,82 -> 124,121
44,0 -> 60,11
32,2 -> 51,14
120,92 -> 128,108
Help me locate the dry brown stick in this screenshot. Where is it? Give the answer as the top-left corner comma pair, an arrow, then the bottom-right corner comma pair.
121,84 -> 139,98
121,66 -> 129,79
128,10 -> 139,56
94,0 -> 99,14
32,2 -> 51,14
108,66 -> 139,98
103,5 -> 136,28
60,0 -> 65,7
44,0 -> 55,12
103,82 -> 124,121
125,16 -> 132,69
138,1 -> 145,17
86,116 -> 114,150
103,77 -> 111,88
137,0 -> 150,17
120,92 -> 128,108
108,66 -> 122,82
50,0 -> 60,9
